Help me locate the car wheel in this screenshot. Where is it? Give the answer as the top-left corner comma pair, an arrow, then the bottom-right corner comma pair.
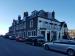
45,45 -> 49,50
67,49 -> 75,56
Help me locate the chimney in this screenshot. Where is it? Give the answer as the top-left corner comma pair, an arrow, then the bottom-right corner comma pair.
52,10 -> 55,19
18,15 -> 21,21
23,12 -> 28,17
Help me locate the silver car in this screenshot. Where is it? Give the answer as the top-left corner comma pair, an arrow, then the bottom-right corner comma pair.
43,39 -> 75,56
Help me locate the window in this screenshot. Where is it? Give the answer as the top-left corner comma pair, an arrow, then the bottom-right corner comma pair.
24,22 -> 26,28
32,31 -> 34,36
45,21 -> 48,24
30,20 -> 33,28
50,23 -> 53,25
28,31 -> 31,36
39,20 -> 42,22
54,24 -> 57,25
41,31 -> 45,37
32,31 -> 36,36
24,32 -> 26,37
33,31 -> 36,36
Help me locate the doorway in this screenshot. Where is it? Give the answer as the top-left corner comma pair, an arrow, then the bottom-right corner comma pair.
51,31 -> 57,42
47,32 -> 50,42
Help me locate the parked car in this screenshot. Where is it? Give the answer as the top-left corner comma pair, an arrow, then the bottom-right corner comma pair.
28,36 -> 45,46
0,35 -> 4,38
43,39 -> 75,56
37,39 -> 45,46
25,37 -> 34,45
9,36 -> 16,40
4,35 -> 9,38
16,37 -> 25,42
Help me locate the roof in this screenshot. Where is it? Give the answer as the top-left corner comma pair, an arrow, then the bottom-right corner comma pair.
50,18 -> 60,22
60,22 -> 67,27
38,16 -> 60,23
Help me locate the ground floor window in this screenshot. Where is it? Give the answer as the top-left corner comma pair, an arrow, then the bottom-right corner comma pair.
34,31 -> 36,36
24,32 -> 26,37
32,31 -> 34,36
27,30 -> 37,36
41,31 -> 45,37
28,31 -> 31,36
32,31 -> 36,36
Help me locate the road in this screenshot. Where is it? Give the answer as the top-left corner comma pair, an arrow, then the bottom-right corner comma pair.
0,38 -> 67,56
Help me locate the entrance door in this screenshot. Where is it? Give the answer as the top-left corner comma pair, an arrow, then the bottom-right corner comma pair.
51,31 -> 57,42
47,32 -> 50,42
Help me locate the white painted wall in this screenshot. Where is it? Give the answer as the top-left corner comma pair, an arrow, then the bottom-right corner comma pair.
37,17 -> 60,31
37,17 -> 62,41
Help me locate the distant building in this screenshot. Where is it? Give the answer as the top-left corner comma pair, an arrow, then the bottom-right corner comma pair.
8,10 -> 68,42
68,30 -> 75,39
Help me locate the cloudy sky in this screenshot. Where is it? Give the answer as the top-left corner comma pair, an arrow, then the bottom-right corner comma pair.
0,0 -> 75,35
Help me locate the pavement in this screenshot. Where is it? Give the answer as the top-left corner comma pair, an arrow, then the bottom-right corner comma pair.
0,38 -> 67,56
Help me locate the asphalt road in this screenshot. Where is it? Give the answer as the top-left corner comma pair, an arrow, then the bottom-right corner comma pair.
0,38 -> 67,56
